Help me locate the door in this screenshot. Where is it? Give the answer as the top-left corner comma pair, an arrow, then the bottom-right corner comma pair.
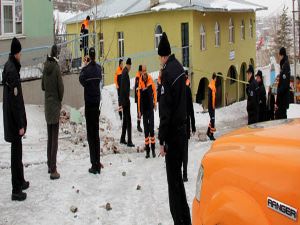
181,23 -> 189,67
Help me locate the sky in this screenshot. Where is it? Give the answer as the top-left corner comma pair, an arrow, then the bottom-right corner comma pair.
250,0 -> 294,17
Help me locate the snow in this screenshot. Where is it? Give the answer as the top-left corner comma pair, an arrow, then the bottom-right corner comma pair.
151,3 -> 182,11
0,83 -> 299,224
54,10 -> 79,34
65,0 -> 266,24
208,0 -> 263,11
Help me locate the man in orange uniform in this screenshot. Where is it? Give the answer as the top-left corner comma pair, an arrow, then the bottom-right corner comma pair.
135,65 -> 143,133
207,73 -> 217,141
83,16 -> 90,30
138,65 -> 157,158
114,59 -> 124,120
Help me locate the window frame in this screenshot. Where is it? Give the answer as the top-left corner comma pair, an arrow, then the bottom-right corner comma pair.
249,19 -> 254,38
200,24 -> 206,51
0,0 -> 23,38
229,18 -> 235,44
117,31 -> 124,58
215,22 -> 220,47
155,24 -> 163,50
241,19 -> 245,40
99,32 -> 104,58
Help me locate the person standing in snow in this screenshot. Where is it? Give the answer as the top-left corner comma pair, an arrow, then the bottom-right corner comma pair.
182,71 -> 196,182
114,59 -> 124,120
266,86 -> 275,121
42,45 -> 64,180
137,65 -> 157,158
2,37 -> 29,201
120,58 -> 135,147
80,24 -> 89,56
246,65 -> 259,125
79,48 -> 102,174
207,73 -> 217,141
158,32 -> 191,225
135,65 -> 143,133
275,47 -> 290,120
255,70 -> 267,122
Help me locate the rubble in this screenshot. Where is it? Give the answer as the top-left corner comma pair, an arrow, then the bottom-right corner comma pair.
70,206 -> 78,213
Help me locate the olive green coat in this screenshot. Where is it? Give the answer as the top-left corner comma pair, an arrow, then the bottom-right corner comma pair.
42,56 -> 64,124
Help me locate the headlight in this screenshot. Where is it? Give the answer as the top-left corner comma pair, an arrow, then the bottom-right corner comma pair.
195,164 -> 204,202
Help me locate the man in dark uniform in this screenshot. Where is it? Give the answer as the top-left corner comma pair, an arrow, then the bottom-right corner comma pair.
207,73 -> 217,141
255,70 -> 267,122
114,59 -> 124,120
246,65 -> 259,125
158,32 -> 191,225
120,58 -> 135,147
135,65 -> 143,133
275,47 -> 290,119
79,48 -> 102,174
182,71 -> 196,182
2,37 -> 29,201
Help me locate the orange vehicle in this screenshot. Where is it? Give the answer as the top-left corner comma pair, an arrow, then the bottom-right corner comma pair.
193,119 -> 300,225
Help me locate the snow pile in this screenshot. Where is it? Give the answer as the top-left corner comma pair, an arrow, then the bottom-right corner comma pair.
288,104 -> 300,119
204,0 -> 266,11
151,3 -> 182,11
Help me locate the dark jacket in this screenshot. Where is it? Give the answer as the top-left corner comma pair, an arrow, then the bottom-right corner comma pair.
159,54 -> 187,145
267,91 -> 275,120
257,82 -> 267,122
42,56 -> 64,124
246,75 -> 259,117
134,72 -> 141,103
120,66 -> 130,107
277,56 -> 290,110
186,84 -> 196,140
79,61 -> 102,107
2,55 -> 27,142
138,75 -> 157,114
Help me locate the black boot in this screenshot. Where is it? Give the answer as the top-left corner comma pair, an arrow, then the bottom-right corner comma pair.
209,133 -> 216,141
127,142 -> 135,148
145,145 -> 150,158
22,181 -> 30,190
12,191 -> 27,201
151,143 -> 156,158
206,127 -> 210,138
120,139 -> 127,145
137,120 -> 143,133
119,111 -> 122,120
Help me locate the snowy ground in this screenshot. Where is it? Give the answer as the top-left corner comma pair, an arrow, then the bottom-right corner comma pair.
0,85 -> 299,225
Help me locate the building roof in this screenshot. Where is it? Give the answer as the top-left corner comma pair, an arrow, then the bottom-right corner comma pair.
65,0 -> 267,24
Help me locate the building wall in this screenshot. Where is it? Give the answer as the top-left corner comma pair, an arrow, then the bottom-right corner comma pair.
66,9 -> 257,106
67,10 -> 193,85
0,0 -> 53,53
191,11 -> 256,106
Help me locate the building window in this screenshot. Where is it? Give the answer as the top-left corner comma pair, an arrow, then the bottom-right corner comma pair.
241,19 -> 245,40
200,25 -> 206,51
215,22 -> 220,47
155,25 -> 163,50
249,19 -> 254,38
229,18 -> 234,44
0,0 -> 23,36
99,33 -> 104,57
117,32 -> 124,58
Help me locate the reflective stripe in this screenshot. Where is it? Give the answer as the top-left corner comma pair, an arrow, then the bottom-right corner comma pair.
171,72 -> 186,87
150,137 -> 155,144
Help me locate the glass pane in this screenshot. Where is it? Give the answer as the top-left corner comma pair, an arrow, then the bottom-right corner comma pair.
15,0 -> 22,34
4,5 -> 13,33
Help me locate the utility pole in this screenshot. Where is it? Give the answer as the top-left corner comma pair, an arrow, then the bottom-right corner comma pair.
293,0 -> 297,102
